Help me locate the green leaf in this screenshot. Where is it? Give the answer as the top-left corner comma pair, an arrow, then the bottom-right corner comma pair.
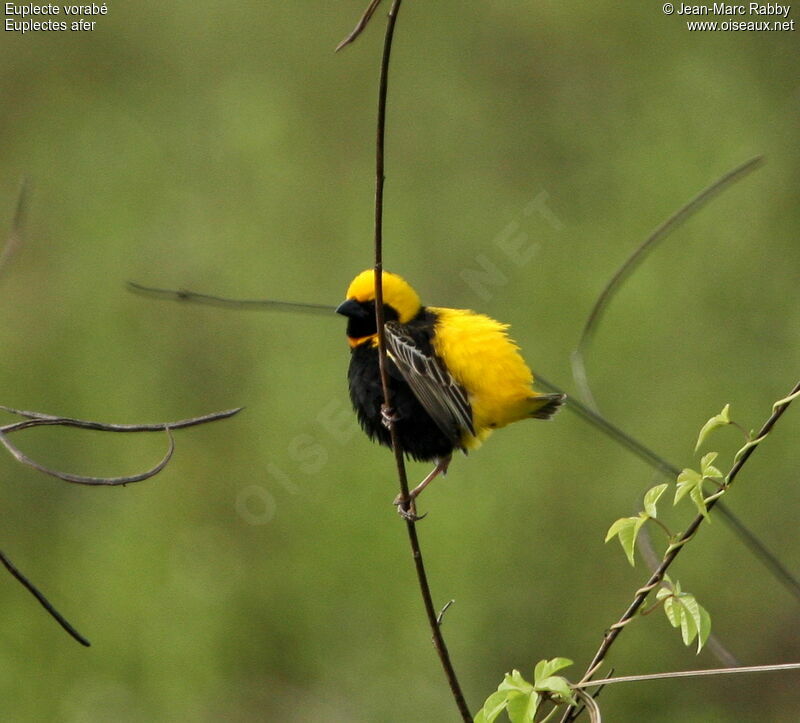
660,588 -> 712,651
605,517 -> 634,542
697,604 -> 712,653
678,594 -> 700,646
506,690 -> 540,723
474,690 -> 509,723
689,485 -> 709,519
534,658 -> 573,682
499,670 -> 534,696
700,452 -> 723,479
536,676 -> 576,705
606,515 -> 647,566
680,606 -> 698,645
675,468 -> 702,506
644,483 -> 668,518
663,594 -> 681,628
655,586 -> 671,602
695,404 -> 731,451
682,594 -> 703,636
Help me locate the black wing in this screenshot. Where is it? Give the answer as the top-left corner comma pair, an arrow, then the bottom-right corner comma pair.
385,321 -> 475,444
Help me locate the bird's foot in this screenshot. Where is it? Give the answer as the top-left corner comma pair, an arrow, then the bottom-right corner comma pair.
381,406 -> 399,429
393,493 -> 427,521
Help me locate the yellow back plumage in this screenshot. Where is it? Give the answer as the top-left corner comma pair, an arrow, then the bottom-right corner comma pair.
429,307 -> 540,446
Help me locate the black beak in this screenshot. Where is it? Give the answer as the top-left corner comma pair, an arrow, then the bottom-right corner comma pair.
336,298 -> 370,318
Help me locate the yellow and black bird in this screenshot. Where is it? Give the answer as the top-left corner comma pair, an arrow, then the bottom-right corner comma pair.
336,270 -> 565,511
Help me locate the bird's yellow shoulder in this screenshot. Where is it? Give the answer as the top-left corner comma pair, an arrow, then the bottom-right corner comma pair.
428,306 -> 540,443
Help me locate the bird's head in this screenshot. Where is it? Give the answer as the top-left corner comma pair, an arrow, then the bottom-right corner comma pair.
336,269 -> 422,347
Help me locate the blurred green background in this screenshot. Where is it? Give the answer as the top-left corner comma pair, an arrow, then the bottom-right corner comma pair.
1,1 -> 798,720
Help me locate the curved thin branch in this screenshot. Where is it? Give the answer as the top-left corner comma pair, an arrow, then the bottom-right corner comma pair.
0,407 -> 241,486
0,548 -> 90,646
572,689 -> 602,723
0,405 -> 241,643
571,156 -> 764,407
127,282 -> 332,315
336,0 -> 384,51
575,662 -> 800,688
0,405 -> 243,432
0,428 -> 174,486
562,379 -> 800,721
368,2 -> 472,719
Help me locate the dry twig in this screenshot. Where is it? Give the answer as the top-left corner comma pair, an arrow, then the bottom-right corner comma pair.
1,405 -> 242,644
0,406 -> 242,485
127,282 -> 331,315
336,0 -> 384,51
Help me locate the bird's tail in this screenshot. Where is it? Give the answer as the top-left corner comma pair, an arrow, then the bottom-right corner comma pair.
526,392 -> 566,420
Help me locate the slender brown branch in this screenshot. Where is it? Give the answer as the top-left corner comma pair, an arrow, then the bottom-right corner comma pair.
336,0 -> 384,51
0,547 -> 91,646
0,405 -> 243,432
575,662 -> 800,688
368,2 -> 472,719
0,408 -> 241,485
127,281 -> 332,315
562,379 -> 800,721
0,428 -> 174,486
0,405 -> 241,643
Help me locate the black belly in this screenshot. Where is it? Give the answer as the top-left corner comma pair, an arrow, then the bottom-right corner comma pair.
347,343 -> 456,462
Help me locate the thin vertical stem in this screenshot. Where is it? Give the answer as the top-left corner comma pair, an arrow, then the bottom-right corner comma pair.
370,1 -> 472,719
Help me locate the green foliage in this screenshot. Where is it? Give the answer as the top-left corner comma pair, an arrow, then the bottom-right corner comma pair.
656,579 -> 712,653
606,483 -> 669,565
643,483 -> 669,518
674,467 -> 705,515
474,659 -> 575,723
695,404 -> 731,451
608,406 -> 745,567
606,407 -> 745,652
606,513 -> 649,566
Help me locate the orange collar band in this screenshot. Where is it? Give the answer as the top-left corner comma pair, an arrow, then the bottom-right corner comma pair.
348,334 -> 378,348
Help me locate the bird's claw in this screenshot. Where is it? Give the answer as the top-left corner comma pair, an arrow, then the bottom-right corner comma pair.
393,493 -> 426,521
381,406 -> 399,429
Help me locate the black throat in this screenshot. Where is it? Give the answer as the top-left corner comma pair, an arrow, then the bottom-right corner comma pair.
344,300 -> 399,339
